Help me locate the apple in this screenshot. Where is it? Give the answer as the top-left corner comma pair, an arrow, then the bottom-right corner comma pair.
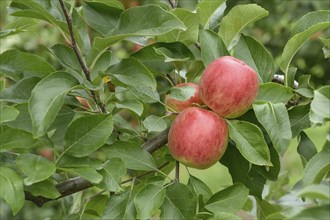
165,83 -> 204,112
168,107 -> 228,169
200,56 -> 259,118
39,148 -> 54,161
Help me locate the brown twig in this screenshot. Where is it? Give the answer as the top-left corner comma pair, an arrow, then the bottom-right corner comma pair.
167,0 -> 176,8
58,0 -> 106,113
175,161 -> 180,182
25,129 -> 170,207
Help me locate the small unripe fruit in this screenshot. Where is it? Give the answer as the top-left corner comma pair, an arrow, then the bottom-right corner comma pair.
168,107 -> 228,169
200,56 -> 259,118
165,83 -> 204,112
76,96 -> 90,109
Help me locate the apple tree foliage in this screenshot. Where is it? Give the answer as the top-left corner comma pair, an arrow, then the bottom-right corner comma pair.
0,0 -> 329,219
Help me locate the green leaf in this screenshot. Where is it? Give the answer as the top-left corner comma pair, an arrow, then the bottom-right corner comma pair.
0,127 -> 36,152
205,183 -> 249,214
297,132 -> 317,166
85,195 -> 109,217
25,179 -> 61,199
233,35 -> 275,83
130,86 -> 160,104
49,44 -> 81,72
253,101 -> 292,156
296,75 -> 314,98
0,79 -> 4,92
218,4 -> 268,48
257,199 -> 281,220
104,141 -> 157,171
302,146 -> 330,186
289,104 -> 311,138
256,82 -> 293,104
200,30 -> 229,66
98,158 -> 126,193
103,191 -> 136,220
87,5 -> 186,65
187,175 -> 213,204
160,182 -> 197,220
288,205 -> 330,220
169,85 -> 196,101
49,105 -> 75,131
227,120 -> 272,166
131,42 -> 193,74
253,144 -> 280,181
63,114 -> 113,157
0,167 -> 24,215
116,100 -> 144,116
280,10 -> 330,84
296,184 -> 330,202
0,106 -> 19,124
29,72 -> 78,137
220,143 -> 266,199
82,1 -> 123,36
61,167 -> 103,184
90,51 -> 114,80
208,212 -> 241,220
158,8 -> 198,46
310,85 -> 330,125
197,0 -> 226,28
134,183 -> 166,220
0,76 -> 41,103
107,58 -> 156,90
143,116 -> 167,132
0,50 -> 55,81
16,153 -> 56,185
57,155 -> 103,169
4,103 -> 32,132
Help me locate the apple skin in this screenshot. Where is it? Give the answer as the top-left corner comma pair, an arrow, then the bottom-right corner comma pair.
200,56 -> 259,118
165,83 -> 204,112
168,107 -> 228,169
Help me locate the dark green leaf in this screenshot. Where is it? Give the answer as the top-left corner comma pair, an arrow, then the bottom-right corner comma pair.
4,103 -> 32,132
253,101 -> 292,155
0,167 -> 24,215
200,30 -> 229,66
205,183 -> 249,213
220,143 -> 266,199
297,132 -> 317,166
296,75 -> 314,98
218,4 -> 268,48
134,183 -> 166,219
289,104 -> 311,138
158,8 -> 198,46
103,191 -> 136,220
160,182 -> 197,220
82,1 -> 123,36
0,106 -> 19,124
16,153 -> 56,185
0,50 -> 55,81
227,120 -> 272,166
25,179 -> 61,199
130,86 -> 160,104
98,158 -> 126,193
256,83 -> 293,104
85,195 -> 109,217
233,35 -> 275,83
29,72 -> 78,137
63,114 -> 113,157
257,199 -> 281,220
104,141 -> 157,171
143,116 -> 167,132
187,175 -> 213,204
57,154 -> 103,169
253,144 -> 280,181
0,76 -> 41,103
208,212 -> 241,220
0,127 -> 36,152
49,105 -> 75,131
87,4 -> 186,65
49,44 -> 81,72
60,167 -> 102,184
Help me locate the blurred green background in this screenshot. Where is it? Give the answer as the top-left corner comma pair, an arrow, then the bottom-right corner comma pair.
0,0 -> 329,219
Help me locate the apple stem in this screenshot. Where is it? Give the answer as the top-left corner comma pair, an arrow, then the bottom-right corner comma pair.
175,161 -> 180,182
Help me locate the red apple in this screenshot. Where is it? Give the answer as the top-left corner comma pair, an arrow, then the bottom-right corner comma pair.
165,83 -> 204,112
39,148 -> 54,161
200,56 -> 259,118
168,107 -> 228,169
